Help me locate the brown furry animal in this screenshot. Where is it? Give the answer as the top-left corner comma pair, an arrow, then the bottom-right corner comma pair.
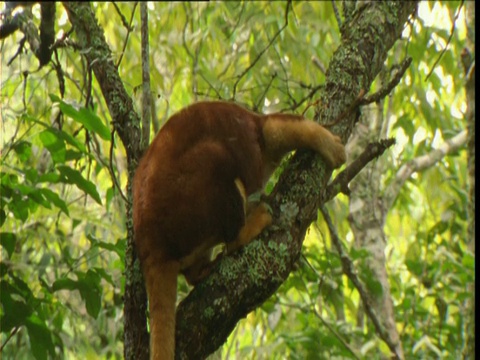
133,101 -> 346,359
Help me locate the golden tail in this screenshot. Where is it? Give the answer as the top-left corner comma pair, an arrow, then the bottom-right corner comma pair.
142,256 -> 180,360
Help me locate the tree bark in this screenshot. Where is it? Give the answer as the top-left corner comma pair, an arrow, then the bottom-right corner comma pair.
347,97 -> 404,358
62,3 -> 149,360
462,1 -> 475,358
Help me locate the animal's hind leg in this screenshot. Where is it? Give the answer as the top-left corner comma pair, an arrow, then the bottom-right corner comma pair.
226,202 -> 272,253
181,247 -> 215,286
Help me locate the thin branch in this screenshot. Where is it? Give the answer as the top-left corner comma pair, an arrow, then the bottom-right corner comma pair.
331,0 -> 342,29
311,55 -> 327,74
197,72 -> 222,99
232,0 -> 292,96
254,72 -> 277,111
312,309 -> 361,360
323,138 -> 396,201
320,206 -> 403,360
38,3 -> 55,67
116,2 -> 138,68
279,301 -> 362,360
424,0 -> 464,81
0,324 -> 20,351
181,2 -> 204,100
386,129 -> 467,210
284,83 -> 323,114
361,57 -> 412,105
140,1 -> 151,147
225,2 -> 246,40
112,2 -> 133,29
7,36 -> 27,66
53,51 -> 66,97
0,2 -> 36,39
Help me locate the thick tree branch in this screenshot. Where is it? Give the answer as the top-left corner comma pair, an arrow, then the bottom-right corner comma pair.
62,2 -> 142,164
62,3 -> 148,360
385,129 -> 467,211
176,2 -> 419,359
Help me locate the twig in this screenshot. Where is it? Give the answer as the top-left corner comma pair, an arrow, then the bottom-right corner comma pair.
312,309 -> 361,360
7,36 -> 26,66
385,130 -> 467,211
116,2 -> 138,68
425,0 -> 464,81
321,57 -> 411,127
112,2 -> 133,29
291,84 -> 323,113
319,206 -> 403,360
331,0 -> 342,29
311,55 -> 327,74
0,324 -> 20,351
254,72 -> 277,111
279,301 -> 361,360
361,57 -> 412,105
233,0 -> 292,96
323,138 -> 396,201
140,1 -> 152,147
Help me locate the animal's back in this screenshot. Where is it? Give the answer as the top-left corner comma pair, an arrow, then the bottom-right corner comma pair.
133,101 -> 265,263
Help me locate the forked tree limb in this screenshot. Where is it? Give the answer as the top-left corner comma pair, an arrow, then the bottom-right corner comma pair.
176,2 -> 419,358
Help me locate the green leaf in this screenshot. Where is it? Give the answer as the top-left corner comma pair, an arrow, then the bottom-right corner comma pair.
77,107 -> 111,140
405,242 -> 424,277
24,168 -> 39,183
26,314 -> 55,360
87,234 -> 125,259
349,247 -> 370,260
52,274 -> 101,318
364,276 -> 384,297
54,98 -> 111,141
0,280 -> 32,332
93,267 -> 114,286
40,188 -> 69,216
38,129 -> 66,164
10,198 -> 30,222
27,188 -> 51,209
12,141 -> 32,162
57,165 -> 102,205
0,232 -> 16,258
79,270 -> 102,319
51,277 -> 79,292
54,127 -> 87,153
0,209 -> 5,227
462,253 -> 474,269
394,114 -> 415,137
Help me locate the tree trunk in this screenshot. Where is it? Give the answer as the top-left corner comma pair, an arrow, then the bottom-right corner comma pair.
347,94 -> 404,358
62,3 -> 149,359
462,2 -> 475,358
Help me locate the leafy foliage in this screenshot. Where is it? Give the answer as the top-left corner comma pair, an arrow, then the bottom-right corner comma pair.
1,1 -> 471,359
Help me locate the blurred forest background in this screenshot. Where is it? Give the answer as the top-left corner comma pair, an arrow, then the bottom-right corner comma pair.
0,1 -> 474,359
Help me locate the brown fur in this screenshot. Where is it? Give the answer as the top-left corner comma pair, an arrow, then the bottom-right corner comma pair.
133,101 -> 346,359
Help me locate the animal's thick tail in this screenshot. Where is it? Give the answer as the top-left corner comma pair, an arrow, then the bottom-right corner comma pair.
142,255 -> 180,360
